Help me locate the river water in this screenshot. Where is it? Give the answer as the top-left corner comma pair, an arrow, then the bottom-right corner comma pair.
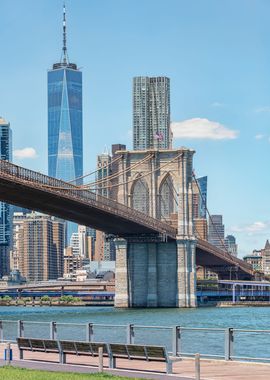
1,306 -> 270,360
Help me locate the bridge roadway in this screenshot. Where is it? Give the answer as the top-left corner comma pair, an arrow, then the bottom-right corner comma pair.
0,159 -> 253,279
0,280 -> 114,292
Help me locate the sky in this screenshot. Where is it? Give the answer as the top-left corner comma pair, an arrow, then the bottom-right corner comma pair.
0,0 -> 270,257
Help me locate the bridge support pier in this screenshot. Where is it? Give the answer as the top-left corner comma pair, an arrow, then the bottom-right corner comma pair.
114,239 -> 129,308
114,238 -> 197,308
177,238 -> 197,308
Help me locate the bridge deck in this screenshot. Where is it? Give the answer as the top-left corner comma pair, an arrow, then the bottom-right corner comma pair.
0,160 -> 253,278
0,160 -> 176,239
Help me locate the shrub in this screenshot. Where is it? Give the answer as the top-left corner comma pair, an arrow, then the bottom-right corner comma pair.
41,295 -> 51,302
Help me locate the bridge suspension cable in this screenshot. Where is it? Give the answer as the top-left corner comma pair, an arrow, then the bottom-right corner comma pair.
41,154 -> 152,190
67,155 -> 123,184
89,152 -> 184,191
83,153 -> 153,188
41,153 -> 183,192
192,172 -> 239,265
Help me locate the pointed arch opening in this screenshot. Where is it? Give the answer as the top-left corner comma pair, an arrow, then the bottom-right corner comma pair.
131,177 -> 150,215
159,174 -> 177,219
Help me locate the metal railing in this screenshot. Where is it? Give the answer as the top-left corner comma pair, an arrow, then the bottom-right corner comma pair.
0,159 -> 176,238
1,320 -> 270,362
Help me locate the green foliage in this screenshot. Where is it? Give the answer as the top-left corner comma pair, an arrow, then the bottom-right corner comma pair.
40,295 -> 51,302
59,295 -> 82,303
2,295 -> 12,302
0,367 -> 132,380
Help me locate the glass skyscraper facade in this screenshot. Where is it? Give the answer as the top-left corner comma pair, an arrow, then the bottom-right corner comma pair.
48,67 -> 83,182
48,5 -> 83,242
0,117 -> 12,277
197,176 -> 207,219
0,118 -> 12,246
133,76 -> 171,150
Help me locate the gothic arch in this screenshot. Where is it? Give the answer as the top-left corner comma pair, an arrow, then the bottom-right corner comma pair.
131,177 -> 150,215
159,174 -> 177,219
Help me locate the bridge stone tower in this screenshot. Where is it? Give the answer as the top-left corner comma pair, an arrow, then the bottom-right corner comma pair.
111,148 -> 196,308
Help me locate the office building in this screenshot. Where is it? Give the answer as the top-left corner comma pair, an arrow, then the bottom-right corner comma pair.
194,218 -> 208,240
15,212 -> 64,281
208,214 -> 225,250
70,225 -> 93,258
10,212 -> 26,271
197,176 -> 207,218
225,235 -> 238,257
97,150 -> 112,198
94,150 -> 116,261
48,4 -> 83,241
133,76 -> 171,150
262,240 -> 270,275
243,250 -> 263,272
192,176 -> 207,219
0,117 -> 12,277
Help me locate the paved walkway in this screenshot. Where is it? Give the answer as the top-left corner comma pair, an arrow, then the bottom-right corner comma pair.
0,344 -> 270,379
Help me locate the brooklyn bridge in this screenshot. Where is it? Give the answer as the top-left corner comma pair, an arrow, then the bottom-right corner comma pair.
0,148 -> 254,308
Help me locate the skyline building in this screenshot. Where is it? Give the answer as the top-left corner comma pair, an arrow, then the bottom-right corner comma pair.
208,214 -> 225,251
197,176 -> 207,219
95,150 -> 116,261
48,4 -> 83,241
225,234 -> 238,257
0,117 -> 12,278
15,212 -> 64,282
133,76 -> 171,150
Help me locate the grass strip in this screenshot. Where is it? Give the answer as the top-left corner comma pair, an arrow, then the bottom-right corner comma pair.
0,366 -> 139,380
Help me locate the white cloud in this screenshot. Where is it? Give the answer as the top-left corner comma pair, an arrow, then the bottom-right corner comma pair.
254,106 -> 270,113
211,102 -> 226,108
255,134 -> 264,140
13,147 -> 38,159
171,118 -> 238,140
230,221 -> 270,236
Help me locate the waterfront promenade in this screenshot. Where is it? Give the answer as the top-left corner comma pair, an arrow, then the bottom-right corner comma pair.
1,343 -> 270,380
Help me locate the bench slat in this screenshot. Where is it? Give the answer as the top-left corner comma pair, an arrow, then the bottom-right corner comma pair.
146,346 -> 166,360
44,340 -> 59,351
126,345 -> 146,359
60,340 -> 76,353
90,343 -> 108,355
110,343 -> 128,357
17,338 -> 31,349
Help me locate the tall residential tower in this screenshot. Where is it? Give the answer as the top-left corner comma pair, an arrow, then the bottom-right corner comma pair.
0,117 -> 12,277
48,4 -> 83,241
133,77 -> 171,150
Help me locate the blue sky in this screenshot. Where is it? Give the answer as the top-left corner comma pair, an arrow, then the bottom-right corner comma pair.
0,0 -> 270,257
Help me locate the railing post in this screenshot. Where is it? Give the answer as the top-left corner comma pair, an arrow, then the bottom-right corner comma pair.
0,321 -> 3,342
127,324 -> 134,344
86,323 -> 93,342
172,326 -> 181,356
50,321 -> 57,340
98,346 -> 104,372
225,328 -> 234,360
195,353 -> 200,380
5,342 -> 11,365
17,320 -> 24,338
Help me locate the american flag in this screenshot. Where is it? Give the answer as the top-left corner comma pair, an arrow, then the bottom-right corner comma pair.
155,132 -> 164,141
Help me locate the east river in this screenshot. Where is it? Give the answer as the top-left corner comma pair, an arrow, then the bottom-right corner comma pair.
1,306 -> 270,360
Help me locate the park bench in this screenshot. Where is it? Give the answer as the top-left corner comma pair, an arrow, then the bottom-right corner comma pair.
17,338 -> 108,365
17,337 -> 60,361
108,343 -> 181,374
17,338 -> 181,374
59,340 -> 108,364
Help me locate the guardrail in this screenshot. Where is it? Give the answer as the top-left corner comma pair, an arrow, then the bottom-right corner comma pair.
1,320 -> 270,362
